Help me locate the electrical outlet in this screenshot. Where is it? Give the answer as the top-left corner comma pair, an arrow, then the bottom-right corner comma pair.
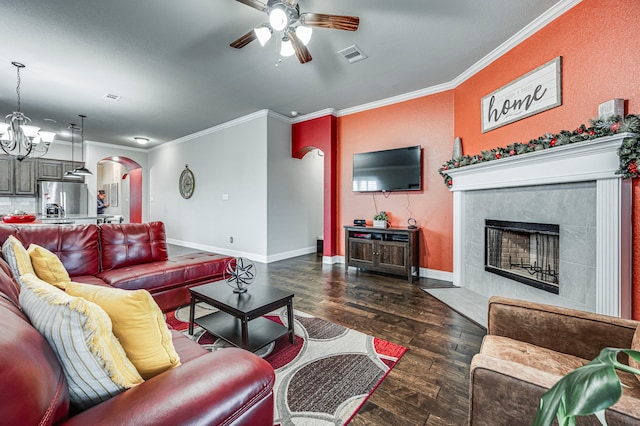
229,237 -> 233,243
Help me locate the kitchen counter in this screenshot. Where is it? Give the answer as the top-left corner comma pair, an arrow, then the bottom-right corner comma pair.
36,215 -> 99,225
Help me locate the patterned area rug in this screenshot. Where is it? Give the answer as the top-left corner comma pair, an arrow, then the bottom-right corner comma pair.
166,304 -> 407,425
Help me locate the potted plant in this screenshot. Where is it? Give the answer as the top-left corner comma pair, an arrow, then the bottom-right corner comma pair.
534,347 -> 640,425
373,211 -> 389,228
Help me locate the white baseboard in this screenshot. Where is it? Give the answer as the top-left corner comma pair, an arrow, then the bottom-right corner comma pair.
166,239 -> 315,264
333,256 -> 453,282
166,240 -> 454,282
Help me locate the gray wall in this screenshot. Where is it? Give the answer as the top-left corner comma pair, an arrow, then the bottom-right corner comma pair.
266,116 -> 324,260
148,110 -> 323,263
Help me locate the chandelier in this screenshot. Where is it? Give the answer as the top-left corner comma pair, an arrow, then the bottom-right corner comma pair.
0,62 -> 55,161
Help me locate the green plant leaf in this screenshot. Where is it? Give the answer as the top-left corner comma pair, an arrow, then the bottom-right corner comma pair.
533,348 -> 640,426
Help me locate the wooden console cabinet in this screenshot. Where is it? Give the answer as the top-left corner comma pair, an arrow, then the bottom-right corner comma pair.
344,226 -> 420,282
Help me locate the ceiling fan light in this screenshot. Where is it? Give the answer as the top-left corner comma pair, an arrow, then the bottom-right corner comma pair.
20,124 -> 40,138
269,8 -> 288,31
280,38 -> 295,57
295,26 -> 312,45
255,26 -> 272,46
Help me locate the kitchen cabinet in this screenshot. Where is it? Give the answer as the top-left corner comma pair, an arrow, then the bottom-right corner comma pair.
14,159 -> 36,195
344,226 -> 420,282
0,157 -> 14,195
37,160 -> 62,180
0,156 -> 36,196
37,159 -> 84,182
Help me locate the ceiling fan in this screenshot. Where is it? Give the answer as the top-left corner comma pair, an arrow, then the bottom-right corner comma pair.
230,0 -> 360,64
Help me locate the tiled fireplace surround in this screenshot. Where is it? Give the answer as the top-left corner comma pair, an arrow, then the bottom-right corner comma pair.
447,134 -> 633,318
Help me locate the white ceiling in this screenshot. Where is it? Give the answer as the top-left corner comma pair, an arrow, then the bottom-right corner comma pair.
0,0 -> 567,149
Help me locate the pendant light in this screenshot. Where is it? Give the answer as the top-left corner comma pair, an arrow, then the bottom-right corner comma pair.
63,123 -> 79,177
71,114 -> 93,176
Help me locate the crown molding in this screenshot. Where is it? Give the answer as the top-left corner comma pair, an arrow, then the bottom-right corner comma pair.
153,109 -> 272,150
300,0 -> 582,122
336,82 -> 455,117
291,108 -> 338,123
267,110 -> 293,123
451,0 -> 582,86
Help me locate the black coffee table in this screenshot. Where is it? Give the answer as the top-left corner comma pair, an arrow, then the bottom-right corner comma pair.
188,282 -> 295,353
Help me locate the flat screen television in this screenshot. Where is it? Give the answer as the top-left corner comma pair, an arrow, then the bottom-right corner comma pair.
352,145 -> 422,192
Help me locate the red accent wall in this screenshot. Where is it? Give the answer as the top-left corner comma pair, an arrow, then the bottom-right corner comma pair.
337,92 -> 455,272
292,115 -> 337,256
129,168 -> 142,223
454,0 -> 640,152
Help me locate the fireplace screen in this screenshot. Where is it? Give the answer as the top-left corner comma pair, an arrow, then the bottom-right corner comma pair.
485,220 -> 559,294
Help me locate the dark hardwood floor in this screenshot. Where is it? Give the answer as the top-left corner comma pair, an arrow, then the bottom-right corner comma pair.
170,247 -> 486,425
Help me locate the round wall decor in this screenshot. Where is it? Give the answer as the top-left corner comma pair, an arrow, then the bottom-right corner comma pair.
179,165 -> 195,199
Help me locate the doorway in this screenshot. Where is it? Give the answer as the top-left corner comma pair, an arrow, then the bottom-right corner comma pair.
97,156 -> 142,223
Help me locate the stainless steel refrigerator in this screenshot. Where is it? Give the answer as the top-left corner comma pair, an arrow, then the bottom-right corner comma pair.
37,181 -> 89,217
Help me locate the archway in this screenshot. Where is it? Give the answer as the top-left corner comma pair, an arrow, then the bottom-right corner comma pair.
97,156 -> 143,223
292,115 -> 338,260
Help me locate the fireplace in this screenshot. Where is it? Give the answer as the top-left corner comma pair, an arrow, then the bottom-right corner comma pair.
446,133 -> 633,318
485,220 -> 559,294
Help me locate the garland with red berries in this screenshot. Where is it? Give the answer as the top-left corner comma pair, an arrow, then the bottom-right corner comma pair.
439,114 -> 640,188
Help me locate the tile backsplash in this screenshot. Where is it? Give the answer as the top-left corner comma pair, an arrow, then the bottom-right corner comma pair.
0,197 -> 37,215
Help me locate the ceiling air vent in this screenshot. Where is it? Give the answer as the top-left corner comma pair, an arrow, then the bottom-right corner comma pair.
104,93 -> 122,102
337,45 -> 367,64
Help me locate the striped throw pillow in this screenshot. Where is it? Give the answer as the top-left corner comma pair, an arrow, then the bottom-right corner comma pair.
2,235 -> 35,286
19,274 -> 143,411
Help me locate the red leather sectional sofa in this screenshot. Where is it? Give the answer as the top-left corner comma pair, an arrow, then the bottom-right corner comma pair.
0,221 -> 230,312
0,221 -> 275,425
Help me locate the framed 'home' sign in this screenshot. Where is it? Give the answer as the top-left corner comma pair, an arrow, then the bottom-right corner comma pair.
481,57 -> 562,133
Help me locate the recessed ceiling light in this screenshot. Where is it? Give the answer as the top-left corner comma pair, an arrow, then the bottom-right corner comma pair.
105,93 -> 122,102
134,137 -> 149,145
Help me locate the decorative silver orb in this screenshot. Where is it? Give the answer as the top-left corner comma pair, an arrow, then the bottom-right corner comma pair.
223,257 -> 256,293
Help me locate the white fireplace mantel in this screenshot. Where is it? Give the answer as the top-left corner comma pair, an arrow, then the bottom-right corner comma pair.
446,133 -> 636,192
447,133 -> 634,318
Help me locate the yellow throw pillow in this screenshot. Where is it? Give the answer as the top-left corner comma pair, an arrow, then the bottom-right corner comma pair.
27,244 -> 70,289
65,282 -> 181,379
18,274 -> 143,410
2,235 -> 35,285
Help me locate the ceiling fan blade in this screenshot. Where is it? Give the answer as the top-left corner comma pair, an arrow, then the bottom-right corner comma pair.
300,13 -> 360,31
230,29 -> 257,49
288,31 -> 312,64
235,0 -> 267,12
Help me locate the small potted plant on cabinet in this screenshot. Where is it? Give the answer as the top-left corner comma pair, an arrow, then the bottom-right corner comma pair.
373,211 -> 389,228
